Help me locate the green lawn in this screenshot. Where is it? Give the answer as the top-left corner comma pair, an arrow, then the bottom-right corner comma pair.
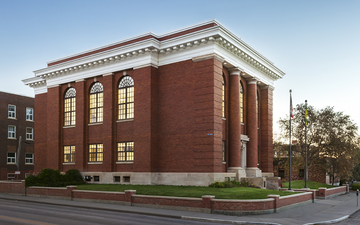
282,180 -> 335,189
76,184 -> 297,199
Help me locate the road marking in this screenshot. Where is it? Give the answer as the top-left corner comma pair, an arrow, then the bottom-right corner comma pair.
0,215 -> 53,225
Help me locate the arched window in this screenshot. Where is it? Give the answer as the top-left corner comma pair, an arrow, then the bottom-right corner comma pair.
240,82 -> 244,123
118,76 -> 134,120
64,87 -> 76,126
89,82 -> 103,123
222,76 -> 225,118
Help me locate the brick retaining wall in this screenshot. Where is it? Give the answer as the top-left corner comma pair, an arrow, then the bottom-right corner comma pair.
0,181 -> 350,215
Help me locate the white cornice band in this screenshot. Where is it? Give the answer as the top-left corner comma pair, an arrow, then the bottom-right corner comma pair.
23,20 -> 285,95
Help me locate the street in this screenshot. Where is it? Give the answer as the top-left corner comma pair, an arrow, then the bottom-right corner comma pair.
0,199 -> 228,225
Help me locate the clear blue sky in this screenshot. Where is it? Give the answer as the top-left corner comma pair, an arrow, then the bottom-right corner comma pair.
1,0 -> 359,135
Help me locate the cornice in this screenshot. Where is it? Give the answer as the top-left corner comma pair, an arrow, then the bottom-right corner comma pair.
23,20 -> 285,90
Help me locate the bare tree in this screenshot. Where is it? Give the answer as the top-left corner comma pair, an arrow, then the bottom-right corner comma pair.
278,104 -> 359,183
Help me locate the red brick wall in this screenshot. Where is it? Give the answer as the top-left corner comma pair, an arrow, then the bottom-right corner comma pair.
260,88 -> 273,172
27,186 -> 68,198
211,199 -> 273,211
132,195 -> 203,208
73,190 -> 126,202
0,181 -> 25,195
278,192 -> 312,208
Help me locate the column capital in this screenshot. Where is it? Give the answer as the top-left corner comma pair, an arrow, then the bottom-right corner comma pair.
247,77 -> 259,85
260,85 -> 275,91
229,67 -> 244,76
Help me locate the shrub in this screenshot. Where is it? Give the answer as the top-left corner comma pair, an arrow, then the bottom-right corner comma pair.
208,179 -> 256,188
352,183 -> 360,190
25,168 -> 85,187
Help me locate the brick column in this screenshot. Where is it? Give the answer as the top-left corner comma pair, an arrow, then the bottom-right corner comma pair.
247,78 -> 258,169
202,195 -> 215,213
66,186 -> 77,199
268,195 -> 280,213
260,86 -> 274,173
228,68 -> 241,168
125,190 -> 136,205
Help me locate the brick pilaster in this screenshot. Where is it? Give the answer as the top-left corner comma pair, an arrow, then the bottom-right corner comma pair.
228,68 -> 242,168
247,79 -> 258,168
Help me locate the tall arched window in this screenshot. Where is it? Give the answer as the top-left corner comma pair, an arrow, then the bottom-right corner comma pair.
64,87 -> 76,126
89,82 -> 103,123
118,76 -> 134,120
222,76 -> 225,118
240,82 -> 244,123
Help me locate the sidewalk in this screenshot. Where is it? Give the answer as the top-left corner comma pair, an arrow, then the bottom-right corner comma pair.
0,191 -> 359,225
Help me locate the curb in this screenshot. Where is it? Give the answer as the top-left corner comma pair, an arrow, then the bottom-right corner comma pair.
182,216 -> 281,225
303,215 -> 349,225
0,195 -> 181,219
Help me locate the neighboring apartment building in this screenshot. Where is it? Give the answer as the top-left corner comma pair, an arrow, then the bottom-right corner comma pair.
22,20 -> 285,186
0,91 -> 34,180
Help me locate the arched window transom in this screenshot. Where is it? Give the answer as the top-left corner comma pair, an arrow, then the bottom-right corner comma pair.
64,87 -> 76,126
118,76 -> 134,120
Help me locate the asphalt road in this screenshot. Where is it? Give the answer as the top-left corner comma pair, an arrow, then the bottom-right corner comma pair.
0,198 -> 230,225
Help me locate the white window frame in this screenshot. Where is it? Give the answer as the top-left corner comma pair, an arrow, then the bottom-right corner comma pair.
25,153 -> 34,164
7,152 -> 16,164
8,105 -> 16,119
26,127 -> 33,140
26,108 -> 34,121
8,125 -> 16,139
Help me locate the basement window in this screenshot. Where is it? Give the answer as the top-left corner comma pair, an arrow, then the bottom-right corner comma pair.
93,176 -> 100,182
123,176 -> 130,183
114,176 -> 121,182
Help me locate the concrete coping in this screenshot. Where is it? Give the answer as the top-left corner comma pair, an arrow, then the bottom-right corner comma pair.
211,198 -> 273,203
301,188 -> 310,190
319,187 -> 327,190
28,186 -> 66,190
267,195 -> 280,198
72,190 -> 125,194
279,191 -> 311,199
0,181 -> 23,184
124,190 -> 136,192
202,195 -> 215,198
134,194 -> 202,201
66,186 -> 77,188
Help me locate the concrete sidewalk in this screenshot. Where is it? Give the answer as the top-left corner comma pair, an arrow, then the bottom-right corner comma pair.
0,191 -> 359,225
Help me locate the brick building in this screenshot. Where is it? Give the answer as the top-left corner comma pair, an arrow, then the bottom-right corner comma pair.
22,20 -> 284,185
0,92 -> 34,180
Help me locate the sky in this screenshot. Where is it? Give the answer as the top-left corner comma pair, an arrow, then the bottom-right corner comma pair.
1,0 -> 359,135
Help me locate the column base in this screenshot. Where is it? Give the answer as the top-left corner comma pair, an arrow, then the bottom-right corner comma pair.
246,167 -> 262,177
227,167 -> 247,180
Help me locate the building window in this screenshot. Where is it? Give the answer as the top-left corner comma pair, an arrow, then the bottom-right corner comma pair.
222,76 -> 225,118
26,127 -> 33,140
118,76 -> 134,120
117,142 -> 134,162
64,146 -> 76,163
89,82 -> 103,123
64,88 -> 76,126
89,144 -> 103,162
25,153 -> 34,164
8,105 -> 16,119
26,108 -> 34,121
240,82 -> 244,123
222,140 -> 226,162
279,169 -> 285,178
7,152 -> 16,164
8,125 -> 16,139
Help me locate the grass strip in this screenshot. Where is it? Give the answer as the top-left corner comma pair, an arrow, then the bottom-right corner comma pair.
282,180 -> 335,189
76,184 -> 297,199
